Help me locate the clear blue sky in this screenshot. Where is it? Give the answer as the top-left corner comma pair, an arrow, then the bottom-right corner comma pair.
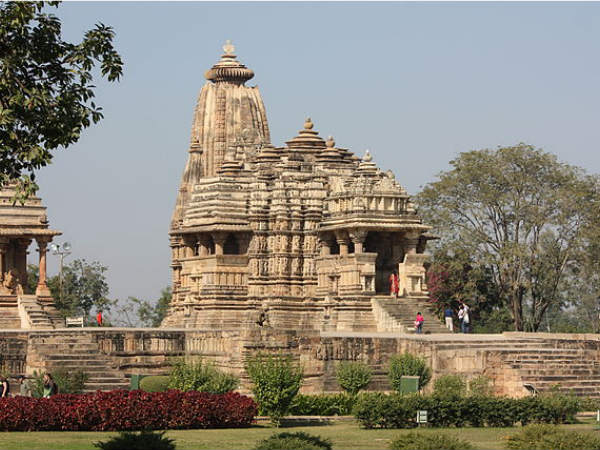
33,2 -> 600,313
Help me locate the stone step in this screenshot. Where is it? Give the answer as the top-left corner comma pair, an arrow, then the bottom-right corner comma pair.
83,382 -> 130,391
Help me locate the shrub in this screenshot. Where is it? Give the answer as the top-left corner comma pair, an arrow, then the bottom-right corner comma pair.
0,390 -> 257,431
335,361 -> 372,396
31,369 -> 88,397
288,393 -> 355,416
354,393 -> 579,429
535,391 -> 579,424
432,375 -> 466,399
168,358 -> 238,394
253,432 -> 332,450
94,430 -> 176,450
506,424 -> 600,450
389,432 -> 473,450
468,375 -> 493,396
388,353 -> 432,392
140,376 -> 170,393
245,353 -> 303,426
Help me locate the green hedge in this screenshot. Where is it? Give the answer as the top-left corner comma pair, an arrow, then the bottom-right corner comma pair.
288,394 -> 356,416
354,392 -> 579,429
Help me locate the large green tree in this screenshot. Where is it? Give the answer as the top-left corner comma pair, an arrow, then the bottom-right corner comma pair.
116,287 -> 172,327
0,1 -> 122,200
417,144 -> 600,331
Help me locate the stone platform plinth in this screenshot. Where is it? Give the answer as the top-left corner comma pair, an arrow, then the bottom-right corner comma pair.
0,328 -> 598,397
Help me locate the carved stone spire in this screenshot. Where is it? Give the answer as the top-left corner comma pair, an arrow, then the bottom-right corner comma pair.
205,40 -> 255,85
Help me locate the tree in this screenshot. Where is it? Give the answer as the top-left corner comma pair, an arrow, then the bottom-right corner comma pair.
48,258 -> 112,318
245,353 -> 303,426
0,1 -> 123,200
113,287 -> 171,327
416,144 -> 599,331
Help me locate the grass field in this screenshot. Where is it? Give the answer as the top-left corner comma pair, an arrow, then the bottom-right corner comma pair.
0,420 -> 598,450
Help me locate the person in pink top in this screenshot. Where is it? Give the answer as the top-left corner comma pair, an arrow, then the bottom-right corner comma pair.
414,312 -> 424,334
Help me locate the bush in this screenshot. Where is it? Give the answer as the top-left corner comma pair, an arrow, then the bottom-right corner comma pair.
354,392 -> 579,429
388,353 -> 432,392
468,375 -> 493,396
288,393 -> 355,416
140,376 -> 170,393
246,353 -> 303,426
390,432 -> 473,450
94,430 -> 176,450
335,361 -> 372,396
253,432 -> 332,450
31,369 -> 88,397
0,390 -> 257,431
168,358 -> 238,394
432,375 -> 466,399
506,424 -> 600,450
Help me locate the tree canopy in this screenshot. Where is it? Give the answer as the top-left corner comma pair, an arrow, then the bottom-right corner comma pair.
417,144 -> 600,331
0,1 -> 122,200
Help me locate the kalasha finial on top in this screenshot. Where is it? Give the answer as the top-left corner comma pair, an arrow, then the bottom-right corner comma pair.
223,39 -> 235,55
304,118 -> 314,130
363,149 -> 373,162
326,136 -> 335,148
205,40 -> 254,85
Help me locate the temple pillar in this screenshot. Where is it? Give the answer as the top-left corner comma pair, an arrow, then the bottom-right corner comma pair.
212,232 -> 227,256
403,232 -> 420,255
198,235 -> 210,256
35,237 -> 51,297
0,239 -> 9,295
349,230 -> 367,254
336,232 -> 349,256
16,239 -> 31,290
182,234 -> 197,257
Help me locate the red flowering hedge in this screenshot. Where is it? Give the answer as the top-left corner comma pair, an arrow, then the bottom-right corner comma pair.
0,390 -> 257,431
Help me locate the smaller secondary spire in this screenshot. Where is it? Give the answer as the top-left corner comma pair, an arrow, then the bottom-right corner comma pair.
205,40 -> 254,85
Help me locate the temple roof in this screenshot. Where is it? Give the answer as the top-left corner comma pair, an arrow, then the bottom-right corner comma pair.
0,186 -> 61,238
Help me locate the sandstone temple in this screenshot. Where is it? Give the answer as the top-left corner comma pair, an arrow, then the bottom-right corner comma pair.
163,41 -> 442,333
2,43 -> 600,401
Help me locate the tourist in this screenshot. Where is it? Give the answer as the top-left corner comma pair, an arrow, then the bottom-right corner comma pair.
458,304 -> 465,331
96,310 -> 103,327
389,271 -> 399,298
42,373 -> 58,397
460,301 -> 471,333
414,312 -> 424,334
444,306 -> 454,332
0,375 -> 9,398
16,375 -> 31,397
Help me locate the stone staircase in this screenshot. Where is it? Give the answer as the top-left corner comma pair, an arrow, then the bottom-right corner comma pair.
432,336 -> 600,397
27,332 -> 130,392
372,296 -> 449,333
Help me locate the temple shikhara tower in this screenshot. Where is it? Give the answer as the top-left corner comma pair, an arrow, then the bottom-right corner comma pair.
164,42 -> 441,332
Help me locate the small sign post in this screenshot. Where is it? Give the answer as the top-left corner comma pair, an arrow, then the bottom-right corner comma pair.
417,410 -> 428,426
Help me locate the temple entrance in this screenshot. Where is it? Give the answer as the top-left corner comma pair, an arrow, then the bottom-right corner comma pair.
364,231 -> 402,294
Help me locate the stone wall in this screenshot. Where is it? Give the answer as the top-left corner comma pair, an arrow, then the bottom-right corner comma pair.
1,328 -> 599,397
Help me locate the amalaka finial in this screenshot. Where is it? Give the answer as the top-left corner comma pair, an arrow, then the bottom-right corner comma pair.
304,118 -> 314,130
326,136 -> 335,148
363,149 -> 373,162
223,40 -> 235,55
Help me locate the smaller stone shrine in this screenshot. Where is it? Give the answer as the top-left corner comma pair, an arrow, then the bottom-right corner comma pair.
0,185 -> 62,329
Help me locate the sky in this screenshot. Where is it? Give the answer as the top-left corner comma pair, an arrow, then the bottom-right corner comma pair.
32,1 -> 600,312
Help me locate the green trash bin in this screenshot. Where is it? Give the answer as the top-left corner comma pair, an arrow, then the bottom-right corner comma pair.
130,374 -> 146,390
400,375 -> 419,394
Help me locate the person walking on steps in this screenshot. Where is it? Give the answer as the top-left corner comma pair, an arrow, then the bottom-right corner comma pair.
444,306 -> 454,332
414,312 -> 424,334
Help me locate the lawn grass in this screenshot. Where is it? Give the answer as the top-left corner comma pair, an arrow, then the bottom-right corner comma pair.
0,420 -> 597,450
